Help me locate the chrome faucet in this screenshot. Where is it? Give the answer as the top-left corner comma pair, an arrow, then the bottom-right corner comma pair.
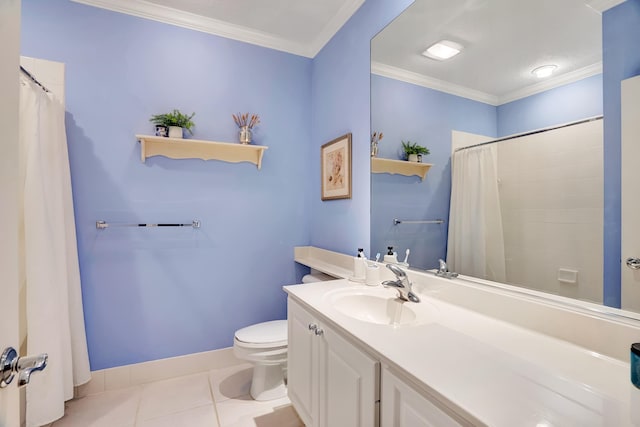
382,264 -> 420,303
435,259 -> 458,279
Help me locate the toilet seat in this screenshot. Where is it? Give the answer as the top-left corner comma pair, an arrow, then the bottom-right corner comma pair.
234,320 -> 287,346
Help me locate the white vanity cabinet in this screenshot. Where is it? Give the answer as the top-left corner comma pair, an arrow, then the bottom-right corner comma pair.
287,298 -> 380,427
381,368 -> 464,427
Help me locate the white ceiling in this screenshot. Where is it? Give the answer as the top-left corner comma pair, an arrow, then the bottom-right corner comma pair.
72,0 -> 625,104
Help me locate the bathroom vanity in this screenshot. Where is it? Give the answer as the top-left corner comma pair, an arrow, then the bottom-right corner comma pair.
285,247 -> 640,426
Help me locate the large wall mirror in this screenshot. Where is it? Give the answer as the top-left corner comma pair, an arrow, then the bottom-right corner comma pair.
371,0 -> 640,314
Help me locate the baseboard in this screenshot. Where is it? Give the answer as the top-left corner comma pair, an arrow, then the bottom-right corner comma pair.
75,347 -> 242,397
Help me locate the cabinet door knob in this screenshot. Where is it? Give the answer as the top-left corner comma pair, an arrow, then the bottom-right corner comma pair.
308,323 -> 318,331
314,328 -> 324,336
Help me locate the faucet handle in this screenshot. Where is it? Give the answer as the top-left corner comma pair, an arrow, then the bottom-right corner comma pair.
0,347 -> 47,388
16,354 -> 48,386
438,259 -> 448,272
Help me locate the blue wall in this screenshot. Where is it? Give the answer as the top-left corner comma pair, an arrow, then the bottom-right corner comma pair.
602,0 -> 640,307
309,0 -> 414,255
497,74 -> 603,137
370,74 -> 497,269
22,0 -> 312,370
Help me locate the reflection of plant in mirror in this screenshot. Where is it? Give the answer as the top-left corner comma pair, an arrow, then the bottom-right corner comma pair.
401,141 -> 429,159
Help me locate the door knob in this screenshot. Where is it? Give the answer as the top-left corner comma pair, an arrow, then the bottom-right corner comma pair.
626,258 -> 640,270
1,347 -> 48,388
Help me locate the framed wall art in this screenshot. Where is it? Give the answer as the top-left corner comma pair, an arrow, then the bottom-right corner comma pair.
321,133 -> 352,201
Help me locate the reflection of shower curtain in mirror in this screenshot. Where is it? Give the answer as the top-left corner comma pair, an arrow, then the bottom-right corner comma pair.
447,145 -> 506,282
19,74 -> 90,426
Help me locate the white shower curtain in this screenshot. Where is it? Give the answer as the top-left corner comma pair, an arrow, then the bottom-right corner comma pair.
447,144 -> 506,282
19,74 -> 90,427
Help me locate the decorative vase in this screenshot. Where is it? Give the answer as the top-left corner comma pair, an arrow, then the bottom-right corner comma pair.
239,125 -> 252,144
371,141 -> 378,157
168,126 -> 183,139
408,154 -> 419,162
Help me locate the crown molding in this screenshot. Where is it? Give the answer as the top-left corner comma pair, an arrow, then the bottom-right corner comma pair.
371,62 -> 499,105
585,0 -> 626,13
70,0 -> 314,57
307,0 -> 365,57
498,62 -> 602,105
372,61 -> 603,107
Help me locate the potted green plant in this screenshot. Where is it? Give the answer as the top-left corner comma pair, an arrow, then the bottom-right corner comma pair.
401,140 -> 430,162
150,109 -> 195,139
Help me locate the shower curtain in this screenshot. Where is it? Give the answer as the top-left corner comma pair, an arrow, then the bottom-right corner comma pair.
19,73 -> 90,427
447,144 -> 506,282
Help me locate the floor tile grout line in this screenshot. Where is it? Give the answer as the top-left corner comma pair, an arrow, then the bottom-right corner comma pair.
207,368 -> 224,427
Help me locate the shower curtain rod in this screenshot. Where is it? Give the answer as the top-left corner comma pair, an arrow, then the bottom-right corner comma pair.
20,66 -> 50,93
455,115 -> 603,152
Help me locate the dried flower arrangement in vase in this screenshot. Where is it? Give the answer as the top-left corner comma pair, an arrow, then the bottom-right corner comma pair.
232,112 -> 260,144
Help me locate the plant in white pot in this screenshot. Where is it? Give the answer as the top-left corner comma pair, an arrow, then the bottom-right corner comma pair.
150,109 -> 195,139
401,140 -> 430,162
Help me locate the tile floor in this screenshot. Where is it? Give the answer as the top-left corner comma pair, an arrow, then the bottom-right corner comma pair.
50,364 -> 304,427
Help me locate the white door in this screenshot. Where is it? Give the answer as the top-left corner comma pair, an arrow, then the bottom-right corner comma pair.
287,300 -> 318,427
621,75 -> 640,311
380,368 -> 464,427
319,325 -> 379,427
0,0 -> 22,425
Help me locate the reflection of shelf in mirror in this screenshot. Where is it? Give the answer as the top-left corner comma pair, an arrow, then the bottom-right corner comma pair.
371,158 -> 432,181
136,135 -> 268,169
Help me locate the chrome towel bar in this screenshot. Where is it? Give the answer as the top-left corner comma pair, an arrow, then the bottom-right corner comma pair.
393,218 -> 444,225
96,220 -> 201,230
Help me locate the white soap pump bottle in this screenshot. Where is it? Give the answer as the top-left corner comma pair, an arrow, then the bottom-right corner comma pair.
383,246 -> 398,264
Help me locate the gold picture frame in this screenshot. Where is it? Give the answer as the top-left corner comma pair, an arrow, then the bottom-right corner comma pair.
321,133 -> 352,200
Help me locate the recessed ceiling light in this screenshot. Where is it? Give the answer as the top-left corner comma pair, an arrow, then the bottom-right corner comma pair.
422,40 -> 463,61
532,65 -> 557,78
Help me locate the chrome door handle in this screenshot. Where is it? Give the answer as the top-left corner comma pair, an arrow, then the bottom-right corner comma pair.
1,347 -> 48,388
627,258 -> 640,270
308,323 -> 317,331
314,328 -> 324,336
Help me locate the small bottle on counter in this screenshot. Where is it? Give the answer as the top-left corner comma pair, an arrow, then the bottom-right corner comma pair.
383,246 -> 398,264
632,343 -> 640,389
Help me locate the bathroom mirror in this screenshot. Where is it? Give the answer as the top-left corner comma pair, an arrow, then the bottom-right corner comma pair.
370,0 -> 634,312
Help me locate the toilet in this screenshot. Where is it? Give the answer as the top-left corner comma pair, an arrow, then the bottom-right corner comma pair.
233,319 -> 288,401
233,271 -> 335,401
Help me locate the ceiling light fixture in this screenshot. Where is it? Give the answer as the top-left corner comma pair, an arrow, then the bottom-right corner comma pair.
422,40 -> 463,61
532,64 -> 557,79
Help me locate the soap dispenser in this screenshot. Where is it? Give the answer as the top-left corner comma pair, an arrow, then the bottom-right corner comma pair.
383,246 -> 398,264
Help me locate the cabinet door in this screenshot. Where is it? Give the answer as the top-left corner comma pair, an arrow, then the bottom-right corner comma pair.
381,368 -> 463,427
288,300 -> 319,427
319,324 -> 380,427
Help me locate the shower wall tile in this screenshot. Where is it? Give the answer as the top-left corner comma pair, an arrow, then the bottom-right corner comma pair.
497,119 -> 603,304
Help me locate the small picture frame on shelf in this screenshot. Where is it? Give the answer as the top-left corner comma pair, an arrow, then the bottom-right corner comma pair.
321,133 -> 352,201
154,125 -> 168,137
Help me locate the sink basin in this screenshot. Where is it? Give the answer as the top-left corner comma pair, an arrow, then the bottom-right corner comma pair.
327,288 -> 437,327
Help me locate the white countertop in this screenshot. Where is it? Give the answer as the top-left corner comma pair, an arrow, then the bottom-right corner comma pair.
284,279 -> 640,427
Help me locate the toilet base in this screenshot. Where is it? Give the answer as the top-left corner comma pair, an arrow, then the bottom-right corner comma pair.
250,364 -> 287,401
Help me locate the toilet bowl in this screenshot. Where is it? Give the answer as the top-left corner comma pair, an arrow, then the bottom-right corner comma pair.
233,319 -> 288,401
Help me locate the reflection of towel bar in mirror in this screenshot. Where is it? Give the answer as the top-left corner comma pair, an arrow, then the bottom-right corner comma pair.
393,219 -> 444,225
96,220 -> 201,229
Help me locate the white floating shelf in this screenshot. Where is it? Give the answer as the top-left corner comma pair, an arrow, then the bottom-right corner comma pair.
371,157 -> 432,181
136,134 -> 268,169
